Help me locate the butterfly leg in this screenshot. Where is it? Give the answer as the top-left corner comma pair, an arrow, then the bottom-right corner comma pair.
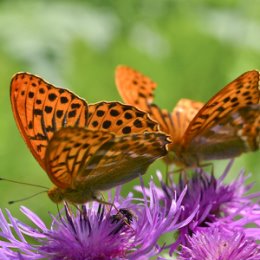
56,203 -> 63,222
165,166 -> 190,188
94,194 -> 118,211
165,164 -> 170,185
197,162 -> 214,175
60,201 -> 81,225
165,163 -> 175,185
95,198 -> 114,206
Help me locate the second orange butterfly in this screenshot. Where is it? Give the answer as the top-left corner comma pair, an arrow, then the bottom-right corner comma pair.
115,65 -> 260,168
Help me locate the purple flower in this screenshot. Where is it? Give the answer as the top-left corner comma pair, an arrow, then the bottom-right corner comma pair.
171,161 -> 260,251
1,161 -> 259,259
0,177 -> 195,260
178,226 -> 260,260
135,160 -> 260,254
0,207 -> 47,259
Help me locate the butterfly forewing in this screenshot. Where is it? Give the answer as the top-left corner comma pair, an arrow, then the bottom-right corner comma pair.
183,70 -> 260,144
46,127 -> 170,191
115,66 -> 205,145
115,66 -> 176,136
10,73 -> 89,170
116,65 -> 157,108
87,101 -> 159,135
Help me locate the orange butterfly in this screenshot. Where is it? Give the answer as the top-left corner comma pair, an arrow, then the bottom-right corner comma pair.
115,66 -> 260,168
10,73 -> 170,204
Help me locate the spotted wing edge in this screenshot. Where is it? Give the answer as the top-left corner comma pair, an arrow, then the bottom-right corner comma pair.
10,72 -> 89,171
183,70 -> 260,144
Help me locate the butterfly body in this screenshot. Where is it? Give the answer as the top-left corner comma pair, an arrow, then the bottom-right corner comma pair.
11,73 -> 170,204
116,66 -> 260,168
47,185 -> 99,204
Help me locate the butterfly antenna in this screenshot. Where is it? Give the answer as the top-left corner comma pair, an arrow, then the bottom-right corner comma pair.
0,177 -> 48,189
8,190 -> 47,205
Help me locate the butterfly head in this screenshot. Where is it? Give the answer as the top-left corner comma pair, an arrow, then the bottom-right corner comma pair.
48,186 -> 101,204
48,186 -> 64,203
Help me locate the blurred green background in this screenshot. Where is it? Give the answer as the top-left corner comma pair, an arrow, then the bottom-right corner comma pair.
0,0 -> 259,224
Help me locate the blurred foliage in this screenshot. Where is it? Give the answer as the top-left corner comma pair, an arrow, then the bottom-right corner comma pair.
0,0 -> 259,224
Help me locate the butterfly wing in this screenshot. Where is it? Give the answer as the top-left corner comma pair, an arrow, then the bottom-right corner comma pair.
45,127 -> 113,189
116,66 -> 205,144
82,131 -> 169,190
45,100 -> 170,189
171,99 -> 204,143
45,127 -> 169,190
183,70 -> 260,144
86,101 -> 159,134
186,104 -> 260,161
115,66 -> 175,135
116,66 -> 260,166
10,73 -> 88,171
116,65 -> 157,108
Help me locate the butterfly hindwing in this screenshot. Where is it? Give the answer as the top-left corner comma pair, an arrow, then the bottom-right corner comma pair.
45,127 -> 170,190
187,104 -> 260,161
183,70 -> 260,144
171,99 -> 204,143
45,127 -> 113,189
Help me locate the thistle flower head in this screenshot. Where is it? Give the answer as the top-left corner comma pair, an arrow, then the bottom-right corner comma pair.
138,161 -> 260,254
178,226 -> 260,260
1,161 -> 259,259
0,176 -> 195,260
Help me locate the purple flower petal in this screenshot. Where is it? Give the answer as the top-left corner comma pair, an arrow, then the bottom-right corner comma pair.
178,226 -> 260,260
